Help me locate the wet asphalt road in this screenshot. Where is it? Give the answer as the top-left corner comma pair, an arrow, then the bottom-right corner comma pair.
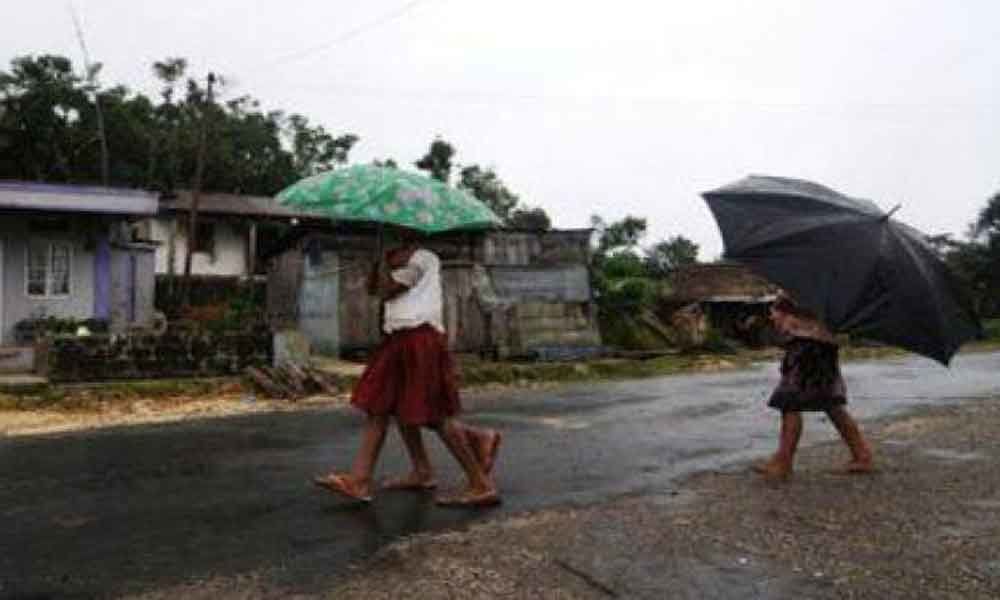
2,351 -> 999,598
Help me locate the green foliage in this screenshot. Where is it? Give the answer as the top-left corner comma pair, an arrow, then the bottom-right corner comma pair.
414,138 -> 455,182
597,311 -> 667,351
982,319 -> 1000,340
14,317 -> 109,343
507,206 -> 551,230
591,214 -> 647,255
414,137 -> 550,229
600,251 -> 647,279
975,192 -> 1000,238
932,192 -> 1000,318
697,326 -> 737,354
644,235 -> 699,277
0,53 -> 359,195
458,164 -> 520,222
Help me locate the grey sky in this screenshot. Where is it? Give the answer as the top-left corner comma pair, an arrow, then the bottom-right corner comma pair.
6,1 -> 1000,257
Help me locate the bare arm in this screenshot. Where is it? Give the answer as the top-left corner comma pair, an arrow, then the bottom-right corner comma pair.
367,256 -> 411,301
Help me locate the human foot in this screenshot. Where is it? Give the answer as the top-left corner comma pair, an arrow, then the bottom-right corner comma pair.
312,473 -> 373,503
752,458 -> 792,481
381,473 -> 438,491
835,456 -> 874,474
435,486 -> 501,508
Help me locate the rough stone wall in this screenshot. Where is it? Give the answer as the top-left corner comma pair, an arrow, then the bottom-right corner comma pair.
38,326 -> 272,383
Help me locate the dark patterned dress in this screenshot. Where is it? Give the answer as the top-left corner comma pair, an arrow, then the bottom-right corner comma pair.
768,337 -> 847,413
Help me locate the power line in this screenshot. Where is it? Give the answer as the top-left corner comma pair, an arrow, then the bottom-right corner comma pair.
267,0 -> 432,67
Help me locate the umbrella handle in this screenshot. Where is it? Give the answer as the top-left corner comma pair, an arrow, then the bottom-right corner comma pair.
374,223 -> 386,295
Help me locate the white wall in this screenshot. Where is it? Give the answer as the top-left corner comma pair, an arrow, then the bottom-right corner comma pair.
0,216 -> 96,344
150,216 -> 248,277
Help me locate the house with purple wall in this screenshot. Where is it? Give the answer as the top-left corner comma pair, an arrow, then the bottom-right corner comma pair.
0,181 -> 158,373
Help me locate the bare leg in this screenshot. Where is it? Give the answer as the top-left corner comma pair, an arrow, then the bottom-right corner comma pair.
754,411 -> 802,480
383,422 -> 437,490
459,424 -> 503,475
827,406 -> 874,473
314,414 -> 388,500
432,418 -> 499,505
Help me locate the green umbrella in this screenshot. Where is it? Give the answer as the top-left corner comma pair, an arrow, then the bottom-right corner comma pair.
276,164 -> 501,234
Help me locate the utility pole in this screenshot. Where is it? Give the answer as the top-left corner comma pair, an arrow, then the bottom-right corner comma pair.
69,3 -> 109,186
181,72 -> 216,309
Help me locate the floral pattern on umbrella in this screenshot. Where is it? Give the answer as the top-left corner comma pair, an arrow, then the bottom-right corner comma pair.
277,165 -> 501,234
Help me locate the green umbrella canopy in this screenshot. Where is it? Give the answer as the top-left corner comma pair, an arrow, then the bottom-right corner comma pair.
276,165 -> 502,234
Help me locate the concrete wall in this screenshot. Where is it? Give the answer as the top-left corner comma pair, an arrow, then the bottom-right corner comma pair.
0,216 -> 97,344
150,216 -> 248,277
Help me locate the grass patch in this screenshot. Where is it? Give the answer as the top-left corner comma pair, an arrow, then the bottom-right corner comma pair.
458,351 -> 750,388
982,318 -> 1000,341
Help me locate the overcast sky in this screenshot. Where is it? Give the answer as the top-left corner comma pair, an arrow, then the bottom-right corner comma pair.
5,1 -> 1000,257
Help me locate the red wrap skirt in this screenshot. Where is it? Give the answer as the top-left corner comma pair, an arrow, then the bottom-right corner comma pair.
350,324 -> 461,425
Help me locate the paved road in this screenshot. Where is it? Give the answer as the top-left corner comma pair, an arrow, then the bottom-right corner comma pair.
2,352 -> 999,597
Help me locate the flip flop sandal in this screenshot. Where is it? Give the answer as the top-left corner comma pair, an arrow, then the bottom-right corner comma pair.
381,477 -> 438,491
435,490 -> 502,508
312,474 -> 373,503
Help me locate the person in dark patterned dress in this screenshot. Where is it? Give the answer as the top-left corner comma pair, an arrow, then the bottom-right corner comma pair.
754,293 -> 874,480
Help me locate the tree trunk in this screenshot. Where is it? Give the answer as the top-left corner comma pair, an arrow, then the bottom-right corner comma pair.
181,73 -> 216,308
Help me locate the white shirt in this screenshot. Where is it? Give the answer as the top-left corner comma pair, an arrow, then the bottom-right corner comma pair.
384,248 -> 445,334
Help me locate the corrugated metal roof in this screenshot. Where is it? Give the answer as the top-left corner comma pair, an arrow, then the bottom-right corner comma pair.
163,191 -> 322,220
0,181 -> 158,215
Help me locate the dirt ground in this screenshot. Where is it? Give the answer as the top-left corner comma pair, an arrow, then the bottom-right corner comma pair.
327,399 -> 1000,600
0,391 -> 349,437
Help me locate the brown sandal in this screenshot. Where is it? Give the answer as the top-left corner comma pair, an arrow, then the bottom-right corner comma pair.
312,474 -> 373,503
435,489 -> 501,508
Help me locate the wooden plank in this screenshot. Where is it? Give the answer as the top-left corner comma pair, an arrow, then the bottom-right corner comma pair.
244,366 -> 288,399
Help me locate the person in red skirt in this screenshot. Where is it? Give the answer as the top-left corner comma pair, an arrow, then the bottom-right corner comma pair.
313,233 -> 502,507
754,293 -> 874,480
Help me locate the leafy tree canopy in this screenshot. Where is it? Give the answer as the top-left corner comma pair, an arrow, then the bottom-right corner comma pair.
0,53 -> 358,195
644,235 -> 699,277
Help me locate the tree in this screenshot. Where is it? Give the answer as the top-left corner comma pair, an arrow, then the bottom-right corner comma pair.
0,53 -> 359,195
414,138 -> 455,182
591,215 -> 647,256
0,55 -> 88,181
974,192 -> 1000,238
931,192 -> 1000,318
458,164 -> 520,223
372,157 -> 398,168
507,206 -> 551,230
286,114 -> 358,176
644,235 -> 699,277
150,57 -> 188,191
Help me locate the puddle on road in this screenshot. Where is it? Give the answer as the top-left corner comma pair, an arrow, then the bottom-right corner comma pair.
921,448 -> 984,462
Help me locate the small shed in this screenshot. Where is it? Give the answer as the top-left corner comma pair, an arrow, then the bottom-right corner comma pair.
665,262 -> 779,347
265,227 -> 601,359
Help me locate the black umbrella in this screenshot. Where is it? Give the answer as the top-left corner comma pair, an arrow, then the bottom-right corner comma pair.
702,175 -> 981,365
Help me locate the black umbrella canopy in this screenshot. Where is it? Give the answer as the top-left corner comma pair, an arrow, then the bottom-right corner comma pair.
703,175 -> 982,365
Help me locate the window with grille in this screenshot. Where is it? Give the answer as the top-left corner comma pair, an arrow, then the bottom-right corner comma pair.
27,242 -> 72,297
